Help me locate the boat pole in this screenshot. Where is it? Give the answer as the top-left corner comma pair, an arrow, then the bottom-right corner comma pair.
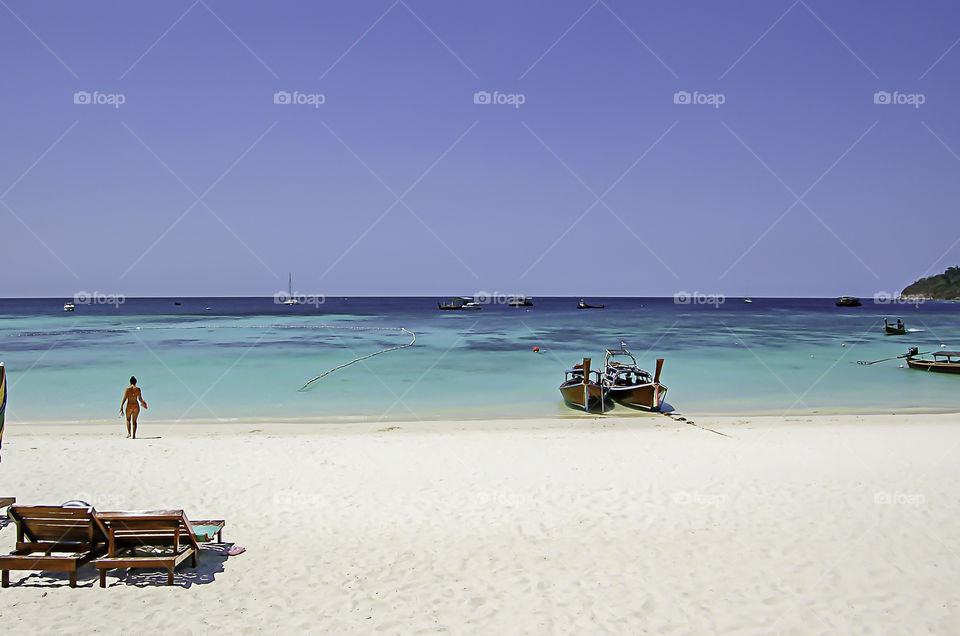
653,358 -> 664,410
582,358 -> 590,412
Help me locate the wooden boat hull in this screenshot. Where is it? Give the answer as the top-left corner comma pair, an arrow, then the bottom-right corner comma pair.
906,359 -> 960,374
607,384 -> 667,410
884,326 -> 907,335
559,382 -> 606,411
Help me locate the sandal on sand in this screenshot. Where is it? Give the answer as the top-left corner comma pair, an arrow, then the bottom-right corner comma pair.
223,545 -> 246,556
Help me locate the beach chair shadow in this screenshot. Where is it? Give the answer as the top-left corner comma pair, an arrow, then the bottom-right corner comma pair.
3,563 -> 103,588
105,545 -> 229,588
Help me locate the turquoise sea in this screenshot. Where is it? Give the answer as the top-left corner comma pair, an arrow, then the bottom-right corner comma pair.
1,297 -> 958,424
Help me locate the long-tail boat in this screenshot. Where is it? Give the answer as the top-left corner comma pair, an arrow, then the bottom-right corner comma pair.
438,297 -> 482,310
577,299 -> 605,309
906,348 -> 960,374
601,345 -> 667,411
883,318 -> 906,335
836,296 -> 862,307
559,357 -> 607,411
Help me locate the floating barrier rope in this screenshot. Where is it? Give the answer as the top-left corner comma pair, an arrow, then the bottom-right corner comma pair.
12,323 -> 417,390
299,327 -> 416,391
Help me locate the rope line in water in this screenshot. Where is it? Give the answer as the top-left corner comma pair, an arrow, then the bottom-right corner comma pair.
299,327 -> 416,391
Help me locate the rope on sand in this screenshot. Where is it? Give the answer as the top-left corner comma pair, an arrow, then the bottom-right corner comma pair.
299,327 -> 416,391
662,412 -> 731,437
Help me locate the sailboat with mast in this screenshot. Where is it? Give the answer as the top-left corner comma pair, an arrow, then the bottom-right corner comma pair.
282,273 -> 299,305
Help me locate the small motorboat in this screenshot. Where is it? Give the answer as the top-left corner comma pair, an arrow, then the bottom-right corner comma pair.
906,348 -> 960,374
836,296 -> 862,307
883,318 -> 906,335
577,299 -> 605,309
507,296 -> 533,307
438,297 -> 482,310
601,345 -> 667,411
63,302 -> 75,312
559,357 -> 607,412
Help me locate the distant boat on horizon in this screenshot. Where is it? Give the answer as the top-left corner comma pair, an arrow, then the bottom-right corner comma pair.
836,296 -> 862,307
282,273 -> 299,305
438,297 -> 482,310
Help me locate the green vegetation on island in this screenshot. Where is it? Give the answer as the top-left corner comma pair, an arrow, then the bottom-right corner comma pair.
900,266 -> 960,299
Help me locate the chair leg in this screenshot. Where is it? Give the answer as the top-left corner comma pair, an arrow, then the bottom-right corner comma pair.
99,570 -> 106,588
2,570 -> 8,588
167,567 -> 174,586
69,571 -> 77,587
191,552 -> 197,568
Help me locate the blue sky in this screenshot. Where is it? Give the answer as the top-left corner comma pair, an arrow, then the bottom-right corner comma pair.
2,0 -> 959,297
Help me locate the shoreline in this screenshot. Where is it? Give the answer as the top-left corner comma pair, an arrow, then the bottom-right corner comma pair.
6,410 -> 960,438
6,406 -> 960,430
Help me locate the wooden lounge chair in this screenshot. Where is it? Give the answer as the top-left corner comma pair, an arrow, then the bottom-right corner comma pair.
0,497 -> 14,511
93,510 -> 204,587
0,505 -> 106,588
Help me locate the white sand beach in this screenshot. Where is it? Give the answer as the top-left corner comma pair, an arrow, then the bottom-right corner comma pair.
2,413 -> 960,634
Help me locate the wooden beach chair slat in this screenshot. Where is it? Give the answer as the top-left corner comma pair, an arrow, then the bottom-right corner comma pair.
93,510 -> 209,587
0,505 -> 106,588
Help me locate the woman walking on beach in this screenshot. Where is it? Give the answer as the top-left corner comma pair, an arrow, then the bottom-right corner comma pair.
120,376 -> 147,439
